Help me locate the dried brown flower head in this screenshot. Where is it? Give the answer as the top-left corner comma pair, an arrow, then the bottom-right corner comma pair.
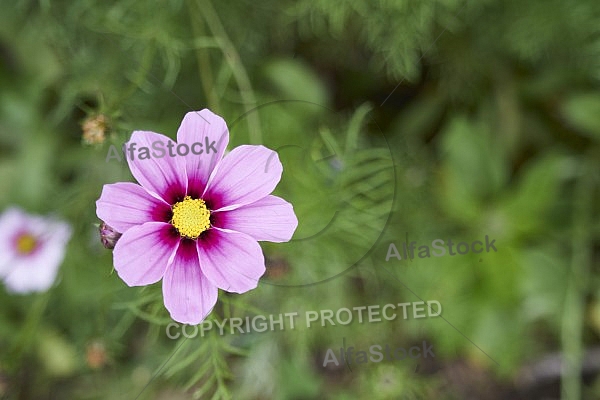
86,340 -> 109,370
82,114 -> 108,145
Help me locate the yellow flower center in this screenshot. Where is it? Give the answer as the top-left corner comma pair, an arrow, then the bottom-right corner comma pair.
170,196 -> 211,239
16,233 -> 38,255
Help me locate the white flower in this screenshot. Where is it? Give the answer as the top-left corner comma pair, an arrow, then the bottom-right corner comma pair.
0,207 -> 72,294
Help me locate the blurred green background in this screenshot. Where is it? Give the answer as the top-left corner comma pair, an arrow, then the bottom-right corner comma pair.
1,0 -> 600,399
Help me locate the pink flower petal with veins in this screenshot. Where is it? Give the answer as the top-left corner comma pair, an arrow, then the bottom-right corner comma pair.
96,182 -> 171,233
177,110 -> 229,198
213,195 -> 298,242
204,145 -> 283,211
163,240 -> 218,324
197,228 -> 266,293
113,222 -> 180,286
126,131 -> 188,204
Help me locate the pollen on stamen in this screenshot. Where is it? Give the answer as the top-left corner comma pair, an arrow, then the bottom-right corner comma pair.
170,196 -> 211,239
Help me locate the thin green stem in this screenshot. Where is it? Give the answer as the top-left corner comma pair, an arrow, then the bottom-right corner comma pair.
187,1 -> 220,113
560,150 -> 597,400
207,333 -> 232,400
113,44 -> 156,110
194,0 -> 262,144
9,293 -> 50,366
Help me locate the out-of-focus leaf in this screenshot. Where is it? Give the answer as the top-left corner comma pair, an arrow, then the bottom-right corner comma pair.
440,115 -> 508,197
520,247 -> 569,323
435,115 -> 508,224
500,153 -> 571,235
36,330 -> 78,378
561,92 -> 600,140
263,58 -> 329,105
277,356 -> 322,399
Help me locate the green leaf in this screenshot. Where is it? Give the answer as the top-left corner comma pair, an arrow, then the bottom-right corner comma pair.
561,92 -> 600,140
36,330 -> 78,378
263,58 -> 329,105
500,153 -> 570,235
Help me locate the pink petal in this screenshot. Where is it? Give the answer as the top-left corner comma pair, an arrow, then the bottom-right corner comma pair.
96,182 -> 171,232
176,110 -> 229,198
213,195 -> 298,242
197,228 -> 266,293
1,218 -> 71,294
0,208 -> 26,270
126,130 -> 187,204
113,222 -> 179,286
204,145 -> 283,210
162,239 -> 218,324
3,256 -> 58,294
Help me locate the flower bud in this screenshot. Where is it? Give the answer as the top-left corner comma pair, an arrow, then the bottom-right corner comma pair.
99,222 -> 121,249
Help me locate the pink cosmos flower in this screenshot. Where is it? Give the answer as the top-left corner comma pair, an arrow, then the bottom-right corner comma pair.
96,109 -> 298,324
0,207 -> 72,294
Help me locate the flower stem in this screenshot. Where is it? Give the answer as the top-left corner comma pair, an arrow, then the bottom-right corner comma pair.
560,151 -> 597,399
187,3 -> 220,113
9,293 -> 50,367
193,0 -> 262,144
